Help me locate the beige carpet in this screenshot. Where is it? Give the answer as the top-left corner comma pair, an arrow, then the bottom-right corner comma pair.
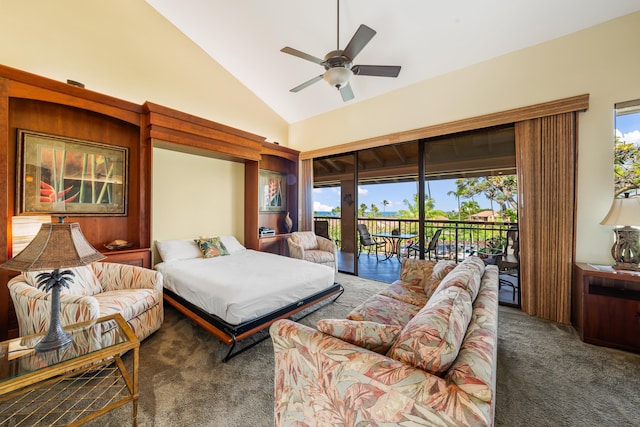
93,273 -> 640,426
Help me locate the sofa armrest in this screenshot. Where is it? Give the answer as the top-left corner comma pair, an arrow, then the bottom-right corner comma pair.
287,239 -> 305,260
8,278 -> 100,337
270,319 -> 466,427
91,262 -> 163,293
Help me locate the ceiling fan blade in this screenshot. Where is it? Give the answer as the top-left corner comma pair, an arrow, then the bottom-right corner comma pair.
290,75 -> 324,93
342,24 -> 376,61
340,84 -> 354,102
352,65 -> 401,77
281,47 -> 324,65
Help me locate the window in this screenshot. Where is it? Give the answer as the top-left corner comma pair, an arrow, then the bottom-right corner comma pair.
614,99 -> 640,196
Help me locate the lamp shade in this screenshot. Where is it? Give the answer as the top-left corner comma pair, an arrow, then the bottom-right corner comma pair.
323,67 -> 353,88
1,222 -> 105,272
600,195 -> 640,227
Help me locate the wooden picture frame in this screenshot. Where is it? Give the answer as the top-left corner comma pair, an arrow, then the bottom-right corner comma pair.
17,129 -> 128,216
259,170 -> 287,212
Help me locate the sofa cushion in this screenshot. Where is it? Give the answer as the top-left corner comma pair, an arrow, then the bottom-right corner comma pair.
23,265 -> 102,296
400,259 -> 436,285
347,294 -> 421,328
423,260 -> 457,298
317,319 -> 402,354
294,231 -> 319,250
387,286 -> 473,376
304,250 -> 334,265
95,289 -> 160,322
379,280 -> 430,307
433,256 -> 485,301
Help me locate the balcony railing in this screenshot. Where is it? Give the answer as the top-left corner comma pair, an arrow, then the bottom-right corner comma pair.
314,216 -> 517,262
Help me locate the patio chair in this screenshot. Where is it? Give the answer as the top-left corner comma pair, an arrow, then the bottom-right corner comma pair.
407,228 -> 443,260
497,226 -> 519,302
314,220 -> 330,240
357,224 -> 386,261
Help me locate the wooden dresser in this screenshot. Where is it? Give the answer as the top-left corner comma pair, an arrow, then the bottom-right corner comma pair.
572,263 -> 640,353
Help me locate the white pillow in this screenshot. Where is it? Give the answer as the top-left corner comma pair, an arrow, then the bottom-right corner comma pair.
155,239 -> 203,262
219,235 -> 246,254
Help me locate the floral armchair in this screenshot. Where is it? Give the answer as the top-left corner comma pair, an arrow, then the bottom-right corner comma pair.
287,231 -> 338,271
8,262 -> 164,346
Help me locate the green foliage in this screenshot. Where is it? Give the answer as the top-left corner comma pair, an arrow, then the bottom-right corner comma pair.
614,136 -> 640,196
396,193 -> 446,219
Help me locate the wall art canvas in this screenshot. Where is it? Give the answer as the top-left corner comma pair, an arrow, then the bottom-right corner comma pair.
17,129 -> 128,216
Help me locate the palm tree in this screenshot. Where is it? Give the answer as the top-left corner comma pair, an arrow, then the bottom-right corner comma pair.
382,199 -> 389,213
447,186 -> 465,220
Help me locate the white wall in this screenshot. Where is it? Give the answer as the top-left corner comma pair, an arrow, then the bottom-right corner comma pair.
0,0 -> 289,145
151,148 -> 245,243
289,11 -> 640,265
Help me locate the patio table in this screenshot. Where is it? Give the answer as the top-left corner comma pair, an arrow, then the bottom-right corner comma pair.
372,232 -> 417,262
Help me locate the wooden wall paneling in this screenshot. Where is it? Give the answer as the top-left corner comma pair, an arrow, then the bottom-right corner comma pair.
8,98 -> 142,248
1,64 -> 141,126
145,102 -> 263,162
0,77 -> 11,339
138,112 -> 152,249
244,161 -> 259,250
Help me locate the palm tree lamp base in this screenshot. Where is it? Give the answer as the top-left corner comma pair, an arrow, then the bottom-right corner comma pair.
35,326 -> 72,352
33,268 -> 74,353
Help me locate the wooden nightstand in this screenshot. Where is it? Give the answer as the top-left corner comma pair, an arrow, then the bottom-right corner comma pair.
102,248 -> 151,268
259,234 -> 291,256
572,263 -> 640,353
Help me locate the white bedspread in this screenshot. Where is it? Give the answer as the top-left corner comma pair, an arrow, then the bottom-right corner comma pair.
155,250 -> 336,325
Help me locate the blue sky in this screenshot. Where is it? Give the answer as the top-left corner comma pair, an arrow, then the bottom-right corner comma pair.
313,179 -> 494,214
314,108 -> 640,214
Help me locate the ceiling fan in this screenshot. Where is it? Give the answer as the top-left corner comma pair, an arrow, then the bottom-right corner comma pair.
280,0 -> 401,102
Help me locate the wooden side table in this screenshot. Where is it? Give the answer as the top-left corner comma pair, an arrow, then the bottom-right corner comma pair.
572,263 -> 640,353
0,313 -> 139,426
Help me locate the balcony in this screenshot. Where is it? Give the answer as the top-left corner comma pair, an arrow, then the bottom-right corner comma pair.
315,216 -> 520,306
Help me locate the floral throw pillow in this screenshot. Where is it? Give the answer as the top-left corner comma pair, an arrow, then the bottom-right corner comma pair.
194,237 -> 229,258
317,319 -> 402,354
423,260 -> 457,298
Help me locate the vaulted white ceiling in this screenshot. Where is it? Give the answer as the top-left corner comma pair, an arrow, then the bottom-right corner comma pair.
146,0 -> 640,124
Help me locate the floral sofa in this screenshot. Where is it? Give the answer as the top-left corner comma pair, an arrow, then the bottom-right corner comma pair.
8,262 -> 164,346
270,256 -> 499,426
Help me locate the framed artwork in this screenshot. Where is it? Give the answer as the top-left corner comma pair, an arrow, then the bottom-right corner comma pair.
259,170 -> 287,212
16,129 -> 128,216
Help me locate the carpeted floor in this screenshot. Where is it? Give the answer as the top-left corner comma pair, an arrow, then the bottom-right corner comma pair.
94,273 -> 640,426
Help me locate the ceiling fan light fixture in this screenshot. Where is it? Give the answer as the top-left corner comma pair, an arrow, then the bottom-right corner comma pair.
324,67 -> 353,89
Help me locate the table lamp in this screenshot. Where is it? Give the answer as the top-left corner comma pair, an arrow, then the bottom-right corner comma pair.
1,219 -> 105,351
600,193 -> 640,271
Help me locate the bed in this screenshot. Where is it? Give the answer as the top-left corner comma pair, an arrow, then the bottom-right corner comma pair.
154,236 -> 343,361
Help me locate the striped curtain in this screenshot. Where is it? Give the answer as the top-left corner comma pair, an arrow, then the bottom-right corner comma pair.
299,159 -> 314,232
515,112 -> 577,324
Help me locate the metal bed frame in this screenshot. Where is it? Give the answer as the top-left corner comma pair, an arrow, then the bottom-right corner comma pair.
163,283 -> 344,362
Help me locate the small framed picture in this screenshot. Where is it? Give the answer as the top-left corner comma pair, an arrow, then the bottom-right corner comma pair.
259,170 -> 287,212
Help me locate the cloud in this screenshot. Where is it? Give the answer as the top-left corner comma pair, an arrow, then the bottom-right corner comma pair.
313,188 -> 323,194
314,201 -> 334,212
358,186 -> 368,196
624,130 -> 640,145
